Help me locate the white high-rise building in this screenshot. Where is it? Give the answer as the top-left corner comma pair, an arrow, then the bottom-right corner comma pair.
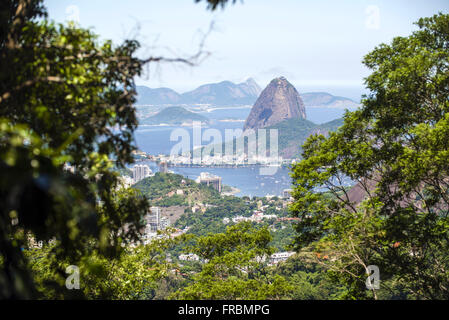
196,172 -> 222,192
159,216 -> 171,230
142,207 -> 171,238
132,164 -> 152,183
147,206 -> 160,233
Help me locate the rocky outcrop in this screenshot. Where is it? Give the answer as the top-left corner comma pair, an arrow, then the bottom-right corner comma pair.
243,77 -> 306,131
238,78 -> 262,97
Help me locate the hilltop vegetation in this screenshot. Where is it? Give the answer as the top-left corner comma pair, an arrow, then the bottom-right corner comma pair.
132,172 -> 221,206
291,13 -> 449,299
132,172 -> 298,251
267,117 -> 344,158
208,117 -> 345,159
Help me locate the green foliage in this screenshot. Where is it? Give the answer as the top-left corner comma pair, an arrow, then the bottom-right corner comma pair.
25,229 -> 184,299
1,21 -> 141,168
276,253 -> 345,300
267,118 -> 344,157
290,13 -> 449,299
212,117 -> 344,159
6,0 -> 449,302
2,0 -> 295,301
0,0 -> 149,298
269,222 -> 296,251
113,165 -> 132,177
175,195 -> 254,236
172,222 -> 292,299
133,172 -> 222,207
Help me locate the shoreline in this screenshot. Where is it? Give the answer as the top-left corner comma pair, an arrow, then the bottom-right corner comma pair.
221,186 -> 241,196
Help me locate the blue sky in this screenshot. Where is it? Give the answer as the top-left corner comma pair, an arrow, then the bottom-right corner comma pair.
45,0 -> 448,100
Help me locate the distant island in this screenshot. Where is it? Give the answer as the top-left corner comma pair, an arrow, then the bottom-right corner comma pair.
139,106 -> 210,126
300,92 -> 359,109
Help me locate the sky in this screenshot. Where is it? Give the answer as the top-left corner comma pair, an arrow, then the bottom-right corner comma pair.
45,0 -> 448,100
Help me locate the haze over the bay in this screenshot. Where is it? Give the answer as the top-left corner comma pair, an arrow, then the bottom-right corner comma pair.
45,0 -> 449,101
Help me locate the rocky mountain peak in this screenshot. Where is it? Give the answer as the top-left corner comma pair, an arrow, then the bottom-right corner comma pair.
243,76 -> 306,131
238,78 -> 262,97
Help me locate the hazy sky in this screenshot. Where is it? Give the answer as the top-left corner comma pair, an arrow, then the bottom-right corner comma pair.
45,0 -> 448,99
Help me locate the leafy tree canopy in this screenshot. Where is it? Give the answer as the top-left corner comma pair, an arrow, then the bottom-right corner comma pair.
0,0 -> 149,298
290,13 -> 449,299
172,222 -> 292,299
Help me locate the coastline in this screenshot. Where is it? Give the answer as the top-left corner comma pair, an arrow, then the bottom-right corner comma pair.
221,186 -> 241,196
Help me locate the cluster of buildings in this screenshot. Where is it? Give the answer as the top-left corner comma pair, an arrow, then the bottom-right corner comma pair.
178,253 -> 200,261
223,211 -> 278,224
269,252 -> 295,266
191,202 -> 217,213
132,164 -> 154,183
149,153 -> 299,167
177,251 -> 295,266
282,189 -> 293,200
141,207 -> 171,243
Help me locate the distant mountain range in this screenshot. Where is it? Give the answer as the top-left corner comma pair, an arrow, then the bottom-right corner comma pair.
136,87 -> 182,105
136,79 -> 360,109
136,78 -> 261,106
300,92 -> 360,109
